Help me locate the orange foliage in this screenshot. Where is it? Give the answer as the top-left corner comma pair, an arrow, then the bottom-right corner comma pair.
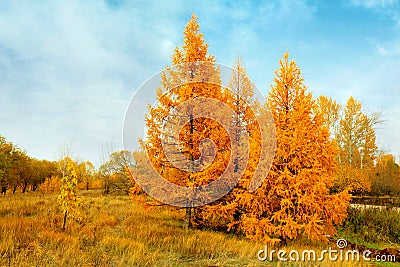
131,15 -> 354,243
38,175 -> 61,193
191,57 -> 264,230
371,153 -> 400,195
140,14 -> 232,227
77,179 -> 103,190
238,53 -> 350,243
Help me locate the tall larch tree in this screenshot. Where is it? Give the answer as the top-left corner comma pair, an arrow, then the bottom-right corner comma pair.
190,56 -> 262,230
240,52 -> 350,244
140,14 -> 232,228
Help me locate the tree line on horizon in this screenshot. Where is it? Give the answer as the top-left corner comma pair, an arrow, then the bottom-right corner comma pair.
0,138 -> 134,195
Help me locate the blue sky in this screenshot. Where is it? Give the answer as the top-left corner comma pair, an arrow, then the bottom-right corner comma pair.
0,0 -> 399,166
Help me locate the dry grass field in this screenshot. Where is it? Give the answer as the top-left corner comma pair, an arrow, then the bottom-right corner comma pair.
0,190 -> 395,266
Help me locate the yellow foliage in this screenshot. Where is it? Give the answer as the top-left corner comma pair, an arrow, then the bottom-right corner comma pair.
331,96 -> 378,195
334,164 -> 371,194
58,157 -> 81,229
337,96 -> 377,170
315,95 -> 341,137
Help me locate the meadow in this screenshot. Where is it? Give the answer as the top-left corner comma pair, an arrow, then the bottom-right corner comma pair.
0,190 -> 399,266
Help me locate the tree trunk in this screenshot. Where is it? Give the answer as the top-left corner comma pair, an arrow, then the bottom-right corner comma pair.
62,210 -> 67,230
22,182 -> 27,193
185,207 -> 192,230
104,177 -> 110,195
186,111 -> 194,230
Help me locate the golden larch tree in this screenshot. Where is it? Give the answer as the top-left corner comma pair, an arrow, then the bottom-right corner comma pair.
240,52 -> 350,244
190,56 -> 262,230
141,14 -> 233,228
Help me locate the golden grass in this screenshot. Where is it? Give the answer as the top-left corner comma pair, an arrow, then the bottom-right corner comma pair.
0,191 -> 392,266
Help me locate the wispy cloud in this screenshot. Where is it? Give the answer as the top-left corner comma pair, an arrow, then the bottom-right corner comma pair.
351,0 -> 399,8
350,0 -> 400,25
350,0 -> 400,59
375,41 -> 400,56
